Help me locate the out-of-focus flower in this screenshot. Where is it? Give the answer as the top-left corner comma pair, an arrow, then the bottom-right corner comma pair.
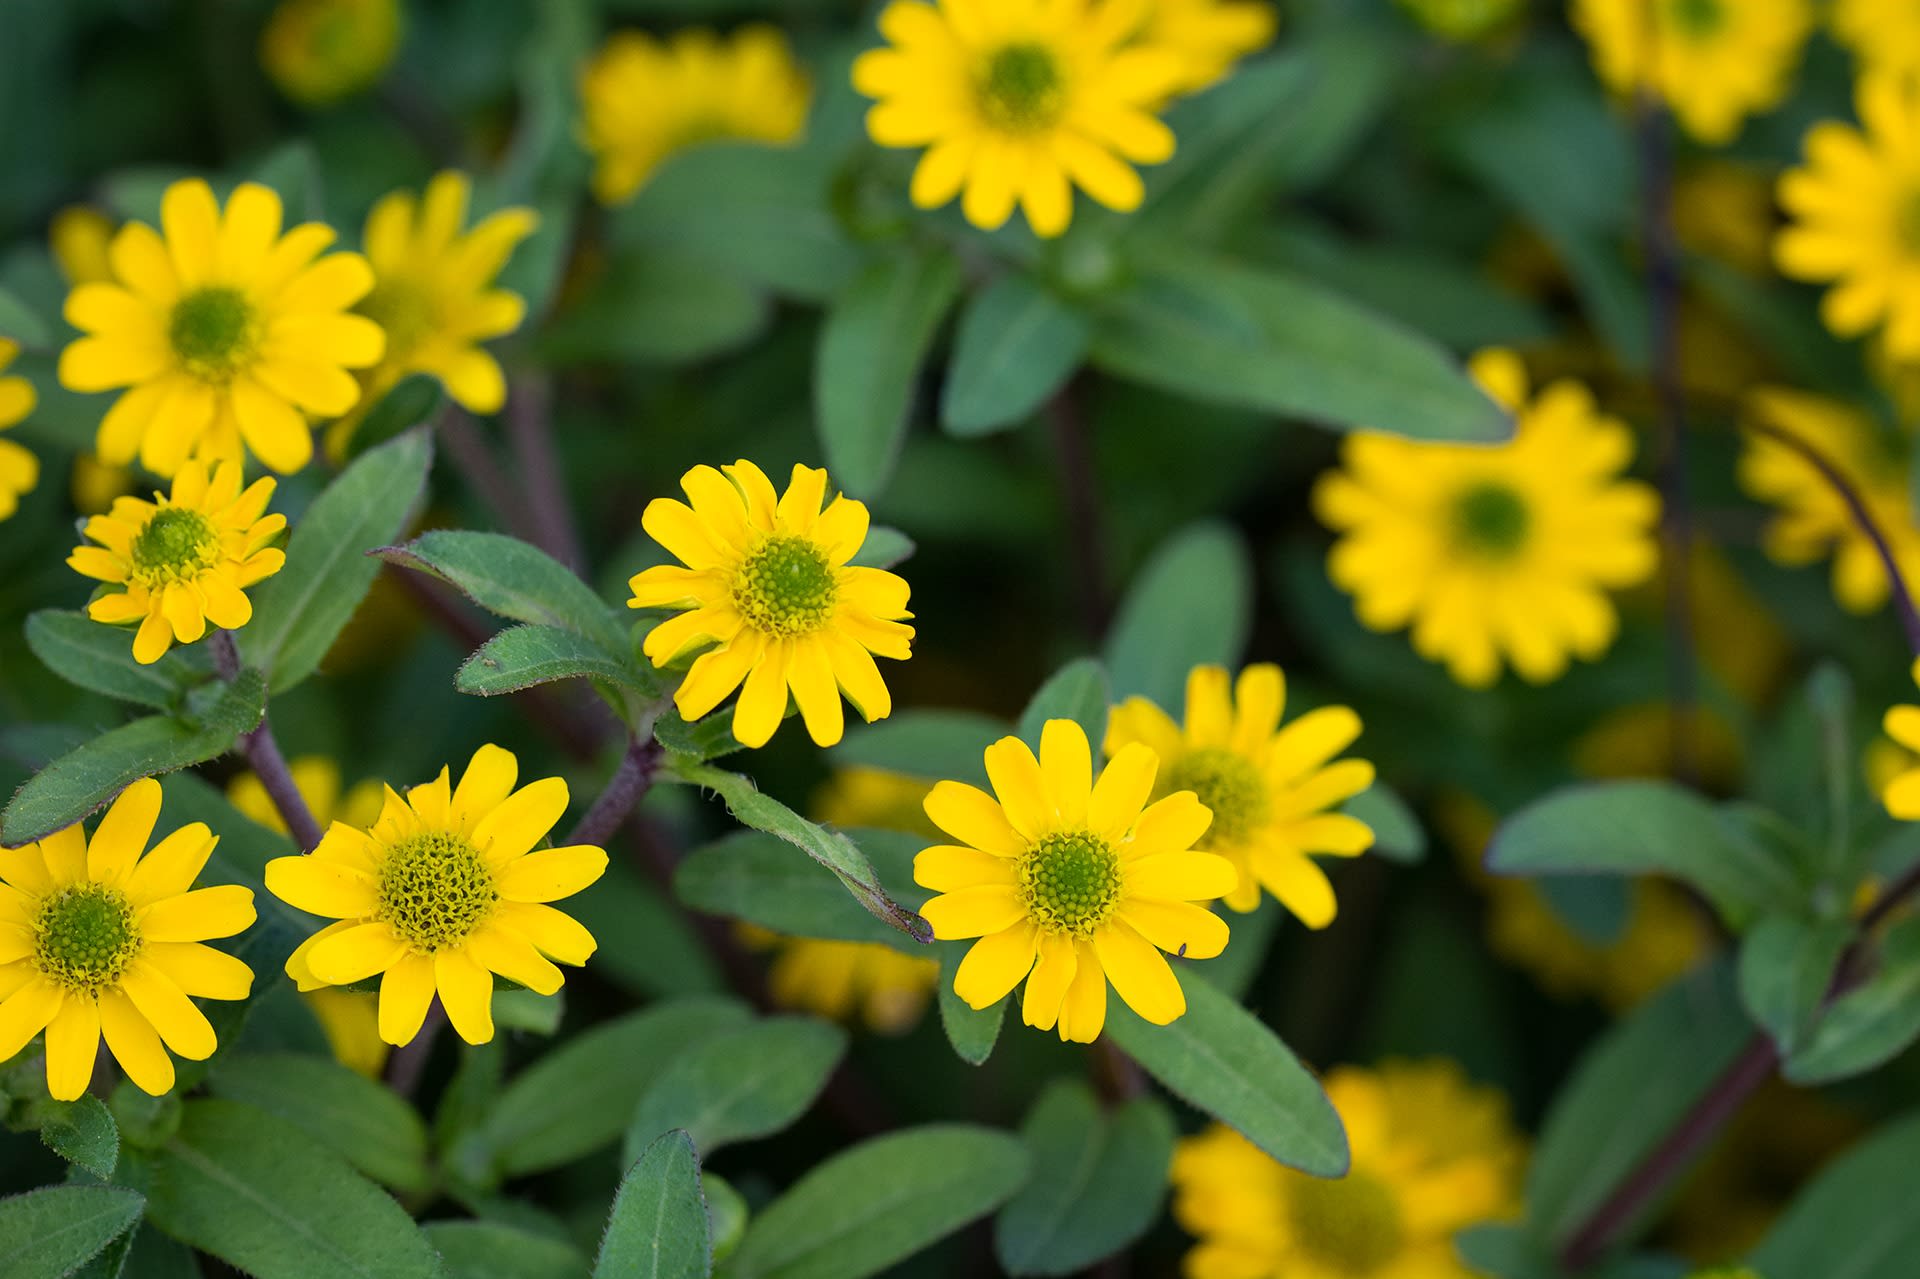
744,926 -> 940,1034
813,767 -> 938,838
1571,703 -> 1745,789
1879,659 -> 1920,819
1831,0 -> 1920,78
0,338 -> 38,522
50,207 -> 116,286
260,0 -> 402,108
70,453 -> 135,517
1675,162 -> 1778,277
1394,0 -> 1526,42
1135,0 -> 1276,92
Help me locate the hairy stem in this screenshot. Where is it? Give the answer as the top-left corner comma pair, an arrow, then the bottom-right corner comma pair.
565,736 -> 661,848
505,374 -> 585,573
213,631 -> 324,852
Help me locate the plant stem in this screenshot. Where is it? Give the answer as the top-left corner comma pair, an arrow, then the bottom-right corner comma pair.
505,374 -> 585,573
564,736 -> 660,848
212,631 -> 325,852
386,999 -> 446,1099
1046,379 -> 1112,639
1090,1038 -> 1146,1105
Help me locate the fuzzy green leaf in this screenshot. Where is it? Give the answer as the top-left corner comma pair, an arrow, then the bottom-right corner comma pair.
1738,914 -> 1851,1057
25,610 -> 211,712
674,828 -> 925,951
624,1017 -> 847,1163
207,1053 -> 431,1193
456,623 -> 664,700
832,710 -> 1005,788
425,1221 -> 591,1279
1344,782 -> 1426,865
1786,916 -> 1920,1084
597,1130 -> 712,1279
40,1095 -> 119,1180
0,1185 -> 143,1279
1102,523 -> 1253,714
937,943 -> 1005,1067
941,275 -> 1090,437
374,528 -> 626,652
1017,659 -> 1110,754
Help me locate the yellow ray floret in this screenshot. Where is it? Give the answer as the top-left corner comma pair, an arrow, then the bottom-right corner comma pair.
1831,0 -> 1920,78
58,177 -> 386,476
0,337 -> 39,522
68,455 -> 287,665
628,460 -> 914,749
1106,664 -> 1374,927
0,778 -> 257,1100
1136,0 -> 1277,92
914,718 -> 1237,1043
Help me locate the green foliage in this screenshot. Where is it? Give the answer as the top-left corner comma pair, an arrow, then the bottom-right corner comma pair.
1103,522 -> 1254,713
24,610 -> 211,712
1737,914 -> 1851,1057
425,1221 -> 591,1279
456,623 -> 665,700
941,274 -> 1091,437
1017,658 -> 1111,752
831,710 -> 1004,787
40,1094 -> 119,1180
676,828 -> 923,950
622,1016 -> 847,1162
206,1053 -> 431,1193
0,1185 -> 144,1279
937,945 -> 1006,1066
376,529 -> 627,651
1784,916 -> 1920,1083
596,1131 -> 713,1279
1750,1110 -> 1920,1279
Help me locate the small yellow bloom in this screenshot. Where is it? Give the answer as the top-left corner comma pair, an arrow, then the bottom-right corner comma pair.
1393,0 -> 1526,41
68,456 -> 286,666
1570,0 -> 1812,145
265,745 -> 608,1046
814,766 -> 939,837
1106,665 -> 1374,927
578,26 -> 811,206
0,338 -> 39,522
914,718 -> 1236,1042
852,0 -> 1186,237
1880,660 -> 1920,820
1171,1060 -> 1524,1279
1832,0 -> 1920,78
755,931 -> 940,1034
1136,0 -> 1276,93
59,177 -> 386,476
629,460 -> 914,749
1313,349 -> 1660,688
70,453 -> 136,517
0,778 -> 256,1100
260,0 -> 402,107
50,207 -> 116,286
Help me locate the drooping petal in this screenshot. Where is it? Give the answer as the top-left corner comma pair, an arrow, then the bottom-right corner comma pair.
44,997 -> 103,1101
435,947 -> 494,1044
99,990 -> 174,1096
377,953 -> 437,1046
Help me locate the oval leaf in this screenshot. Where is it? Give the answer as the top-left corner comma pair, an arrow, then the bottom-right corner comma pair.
374,528 -> 626,652
1017,658 -> 1110,753
623,1017 -> 847,1163
597,1130 -> 712,1279
1102,523 -> 1253,714
941,274 -> 1090,437
208,1053 -> 431,1193
0,1185 -> 142,1279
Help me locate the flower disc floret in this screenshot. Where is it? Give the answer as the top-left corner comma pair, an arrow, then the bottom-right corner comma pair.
34,885 -> 141,996
1019,832 -> 1121,937
377,831 -> 497,951
733,535 -> 839,636
168,286 -> 258,381
131,506 -> 220,583
1452,481 -> 1531,558
1287,1171 -> 1405,1273
1162,748 -> 1270,845
979,44 -> 1068,131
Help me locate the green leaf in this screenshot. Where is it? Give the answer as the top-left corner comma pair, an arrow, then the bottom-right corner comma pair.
250,141 -> 324,222
1750,1109 -> 1920,1279
815,246 -> 962,499
993,1081 -> 1175,1276
1,669 -> 267,846
624,1017 -> 847,1164
596,1130 -> 712,1279
144,1099 -> 442,1279
457,624 -> 665,702
846,525 -> 915,570
1102,523 -> 1253,713
652,706 -> 745,764
344,374 -> 445,457
572,857 -> 728,999
1017,658 -> 1110,754
703,1174 -> 748,1265
1786,916 -> 1920,1084
719,1125 -> 1030,1279
940,274 -> 1090,437
40,1095 -> 119,1180
1342,782 -> 1425,864
376,529 -> 627,652
207,1053 -> 431,1193
937,944 -> 1004,1066
541,249 -> 768,366
832,710 -> 1006,788
240,428 -> 433,692
25,610 -> 211,712
1106,975 -> 1348,1176
675,827 -> 923,950
0,1185 -> 144,1279
1738,914 -> 1851,1057
424,1221 -> 591,1279
0,283 -> 51,347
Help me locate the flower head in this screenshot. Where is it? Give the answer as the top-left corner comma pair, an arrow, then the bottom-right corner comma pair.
629,460 -> 913,749
260,0 -> 402,107
1312,349 -> 1661,688
0,338 -> 39,522
59,177 -> 385,475
264,745 -> 608,1046
1832,0 -> 1920,78
1171,1059 -> 1524,1279
852,0 -> 1185,237
1106,665 -> 1373,927
751,930 -> 940,1034
814,766 -> 939,837
914,718 -> 1236,1042
0,778 -> 256,1100
579,26 -> 811,206
68,456 -> 285,665
1136,0 -> 1276,92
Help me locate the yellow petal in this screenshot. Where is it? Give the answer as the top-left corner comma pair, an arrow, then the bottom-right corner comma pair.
87,777 -> 162,887
467,923 -> 564,996
99,990 -> 174,1096
1039,719 -> 1093,830
985,735 -> 1053,842
44,997 -> 102,1101
1089,743 -> 1157,845
1021,931 -> 1077,1031
1125,850 -> 1238,902
378,953 -> 437,1045
452,744 -> 519,833
495,845 -> 608,903
789,637 -> 846,747
307,921 -> 408,985
1054,941 -> 1108,1043
41,824 -> 89,884
952,922 -> 1038,1008
1252,849 -> 1336,929
1092,923 -> 1186,1025
923,780 -> 1025,857
120,959 -> 217,1059
921,885 -> 1026,940
138,884 -> 254,943
435,947 -> 494,1044
1118,899 -> 1229,960
471,776 -> 571,866
733,637 -> 794,749
1184,666 -> 1233,748
495,902 -> 597,966
1127,792 -> 1213,859
1230,665 -> 1285,755
144,941 -> 253,1000
914,844 -> 1017,893
0,978 -> 62,1060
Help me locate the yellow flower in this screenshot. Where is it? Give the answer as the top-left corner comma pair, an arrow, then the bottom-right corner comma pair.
578,26 -> 811,206
58,177 -> 385,476
913,718 -> 1236,1042
1880,660 -> 1920,820
0,338 -> 39,522
265,745 -> 608,1046
260,0 -> 402,107
1570,0 -> 1812,145
852,0 -> 1185,238
303,988 -> 387,1076
51,207 -> 116,286
1136,0 -> 1276,93
813,766 -> 938,837
757,932 -> 940,1034
1777,73 -> 1920,360
1738,388 -> 1920,615
70,453 -> 136,517
1674,161 -> 1778,278
1393,0 -> 1526,42
1312,348 -> 1660,688
1171,1060 -> 1524,1279
1832,0 -> 1920,78
0,778 -> 256,1100
1105,665 -> 1374,927
68,456 -> 286,666
628,460 -> 913,749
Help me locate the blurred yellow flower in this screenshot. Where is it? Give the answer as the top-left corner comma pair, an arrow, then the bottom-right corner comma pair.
1171,1059 -> 1524,1279
1313,348 -> 1660,688
1880,659 -> 1920,819
0,338 -> 38,522
1137,0 -> 1276,92
579,27 -> 810,206
915,719 -> 1235,1042
750,929 -> 940,1034
0,778 -> 256,1100
1393,0 -> 1526,41
58,178 -> 385,475
1570,0 -> 1811,145
1831,0 -> 1920,78
1570,702 -> 1744,789
1674,161 -> 1777,278
70,453 -> 135,517
68,455 -> 286,665
629,460 -> 913,749
260,0 -> 402,107
852,0 -> 1185,237
1105,665 -> 1373,927
814,766 -> 938,837
50,206 -> 116,286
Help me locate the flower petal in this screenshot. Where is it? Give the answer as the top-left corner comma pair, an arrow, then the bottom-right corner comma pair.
87,777 -> 162,887
1125,850 -> 1238,902
914,844 -> 1017,893
1118,899 -> 1229,960
471,776 -> 570,866
307,921 -> 408,985
1090,743 -> 1157,845
137,885 -> 255,943
99,989 -> 174,1096
378,953 -> 437,1046
44,997 -> 102,1101
435,947 -> 494,1044
921,885 -> 1026,940
121,959 -> 217,1059
1093,922 -> 1186,1025
923,780 -> 1025,857
494,845 -> 608,903
952,922 -> 1039,1008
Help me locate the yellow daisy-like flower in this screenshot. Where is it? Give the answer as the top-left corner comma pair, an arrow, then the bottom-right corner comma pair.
913,718 -> 1236,1043
578,26 -> 811,207
260,0 -> 403,108
852,0 -> 1186,238
1738,388 -> 1920,615
1105,665 -> 1374,928
71,453 -> 136,517
0,779 -> 256,1101
68,456 -> 286,666
1879,660 -> 1920,820
51,206 -> 116,286
1171,1059 -> 1524,1279
628,460 -> 913,750
1570,0 -> 1812,146
58,177 -> 385,476
264,745 -> 608,1046
1312,348 -> 1661,688
1832,0 -> 1920,77
756,932 -> 941,1034
1136,0 -> 1277,93
0,338 -> 39,522
1393,0 -> 1526,41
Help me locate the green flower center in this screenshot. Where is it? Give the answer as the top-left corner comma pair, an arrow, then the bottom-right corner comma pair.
1163,748 -> 1268,845
1019,831 -> 1121,938
131,506 -> 221,584
34,885 -> 141,996
377,830 -> 497,951
356,279 -> 436,364
979,43 -> 1067,133
1451,481 -> 1531,559
733,535 -> 838,637
1286,1170 -> 1406,1275
169,286 -> 259,382
1665,0 -> 1724,37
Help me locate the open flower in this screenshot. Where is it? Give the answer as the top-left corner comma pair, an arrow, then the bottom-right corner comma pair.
68,455 -> 286,665
1137,0 -> 1276,92
915,718 -> 1236,1043
853,0 -> 1186,237
58,177 -> 385,475
1106,665 -> 1374,927
260,0 -> 402,107
0,779 -> 256,1100
628,460 -> 913,749
0,337 -> 38,522
264,745 -> 608,1046
749,930 -> 940,1035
